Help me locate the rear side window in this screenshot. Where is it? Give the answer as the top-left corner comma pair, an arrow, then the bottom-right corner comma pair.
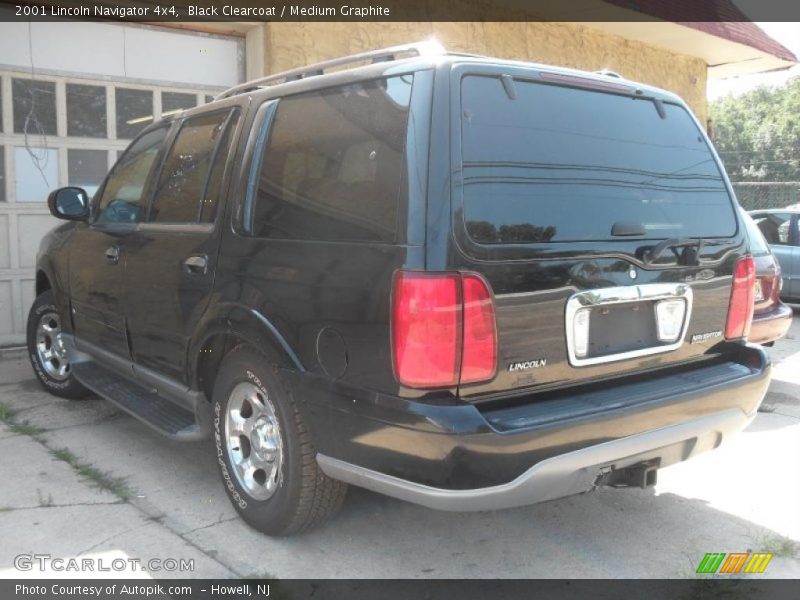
250,75 -> 412,242
459,75 -> 737,244
150,110 -> 237,224
751,212 -> 792,246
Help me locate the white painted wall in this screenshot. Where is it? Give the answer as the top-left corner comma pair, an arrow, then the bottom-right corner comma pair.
0,21 -> 244,88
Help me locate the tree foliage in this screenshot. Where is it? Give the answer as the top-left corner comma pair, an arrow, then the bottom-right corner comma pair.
709,76 -> 800,182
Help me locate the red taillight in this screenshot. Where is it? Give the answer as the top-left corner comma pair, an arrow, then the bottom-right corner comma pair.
391,271 -> 497,388
461,274 -> 497,384
391,272 -> 461,388
765,262 -> 782,304
725,256 -> 755,340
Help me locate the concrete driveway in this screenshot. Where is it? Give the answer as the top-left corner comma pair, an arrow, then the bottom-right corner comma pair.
1,313 -> 799,579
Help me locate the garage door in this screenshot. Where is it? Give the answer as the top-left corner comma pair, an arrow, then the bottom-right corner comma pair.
0,22 -> 244,346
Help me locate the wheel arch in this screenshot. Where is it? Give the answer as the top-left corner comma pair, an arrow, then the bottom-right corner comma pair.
189,303 -> 305,402
32,259 -> 73,333
36,269 -> 52,296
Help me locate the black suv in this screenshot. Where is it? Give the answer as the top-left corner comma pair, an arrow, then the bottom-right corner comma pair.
29,42 -> 771,536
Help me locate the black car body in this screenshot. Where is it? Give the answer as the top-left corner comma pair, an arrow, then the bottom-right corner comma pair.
30,43 -> 771,534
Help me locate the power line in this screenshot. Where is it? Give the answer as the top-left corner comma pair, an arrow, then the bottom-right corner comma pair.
718,146 -> 800,155
726,159 -> 800,166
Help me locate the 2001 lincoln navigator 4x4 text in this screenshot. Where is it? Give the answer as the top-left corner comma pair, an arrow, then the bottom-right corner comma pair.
29,42 -> 770,536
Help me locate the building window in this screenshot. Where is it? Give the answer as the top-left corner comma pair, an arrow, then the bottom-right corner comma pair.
12,79 -> 57,136
116,88 -> 154,139
162,92 -> 197,118
14,146 -> 58,202
68,149 -> 108,196
66,84 -> 107,138
0,70 -> 222,203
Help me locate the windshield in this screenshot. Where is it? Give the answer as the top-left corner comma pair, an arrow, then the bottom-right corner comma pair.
459,75 -> 737,244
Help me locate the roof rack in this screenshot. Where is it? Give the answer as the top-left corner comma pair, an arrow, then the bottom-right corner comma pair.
215,40 -> 446,100
595,69 -> 623,79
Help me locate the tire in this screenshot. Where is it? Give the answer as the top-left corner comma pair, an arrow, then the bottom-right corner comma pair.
212,345 -> 347,536
27,290 -> 90,400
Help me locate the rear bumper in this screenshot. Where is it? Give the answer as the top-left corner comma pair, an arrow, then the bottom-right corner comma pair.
750,302 -> 793,344
317,408 -> 752,511
291,344 -> 770,508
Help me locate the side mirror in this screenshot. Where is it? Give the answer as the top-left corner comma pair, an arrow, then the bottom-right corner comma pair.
47,187 -> 89,221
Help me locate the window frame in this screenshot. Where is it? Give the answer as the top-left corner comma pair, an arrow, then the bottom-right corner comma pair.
143,107 -> 238,227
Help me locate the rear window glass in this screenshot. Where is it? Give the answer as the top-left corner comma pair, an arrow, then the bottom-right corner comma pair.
250,75 -> 412,242
459,75 -> 737,244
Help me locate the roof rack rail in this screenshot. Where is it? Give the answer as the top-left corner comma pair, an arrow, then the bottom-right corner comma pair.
215,40 -> 446,100
595,69 -> 623,79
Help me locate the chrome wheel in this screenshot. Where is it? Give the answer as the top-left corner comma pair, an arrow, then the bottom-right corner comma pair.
35,312 -> 70,381
225,381 -> 283,501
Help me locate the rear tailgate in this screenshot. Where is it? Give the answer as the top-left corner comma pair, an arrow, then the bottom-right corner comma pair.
448,65 -> 748,400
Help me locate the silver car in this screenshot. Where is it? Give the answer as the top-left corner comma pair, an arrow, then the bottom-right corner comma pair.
748,209 -> 800,301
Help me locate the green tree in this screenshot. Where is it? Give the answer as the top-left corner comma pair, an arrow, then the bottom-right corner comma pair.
709,76 -> 800,182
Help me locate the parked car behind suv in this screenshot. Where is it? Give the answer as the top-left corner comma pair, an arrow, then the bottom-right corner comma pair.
740,210 -> 792,345
29,42 -> 770,536
748,209 -> 800,302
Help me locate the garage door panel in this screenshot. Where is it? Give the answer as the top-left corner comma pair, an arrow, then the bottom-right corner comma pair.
18,214 -> 58,269
0,214 -> 9,269
20,278 -> 34,331
0,280 -> 13,335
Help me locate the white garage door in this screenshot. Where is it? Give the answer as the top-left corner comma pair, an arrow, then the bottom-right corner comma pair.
0,22 -> 244,346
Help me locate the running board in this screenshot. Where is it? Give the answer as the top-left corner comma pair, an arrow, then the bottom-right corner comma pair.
72,362 -> 204,441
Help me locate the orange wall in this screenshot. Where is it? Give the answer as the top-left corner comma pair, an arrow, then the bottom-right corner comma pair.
260,21 -> 708,122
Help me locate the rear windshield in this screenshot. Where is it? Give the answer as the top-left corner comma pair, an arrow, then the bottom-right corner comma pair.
459,75 -> 737,244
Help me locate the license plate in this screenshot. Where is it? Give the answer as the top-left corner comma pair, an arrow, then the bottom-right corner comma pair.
587,301 -> 658,357
754,279 -> 764,302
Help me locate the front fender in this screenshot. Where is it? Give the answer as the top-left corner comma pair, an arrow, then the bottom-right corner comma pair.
35,224 -> 76,333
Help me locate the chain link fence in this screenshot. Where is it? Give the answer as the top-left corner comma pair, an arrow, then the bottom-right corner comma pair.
732,182 -> 800,211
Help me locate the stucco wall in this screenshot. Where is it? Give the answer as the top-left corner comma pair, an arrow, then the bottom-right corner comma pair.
260,21 -> 708,123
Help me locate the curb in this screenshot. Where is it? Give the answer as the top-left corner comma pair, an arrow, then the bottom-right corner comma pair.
0,346 -> 27,359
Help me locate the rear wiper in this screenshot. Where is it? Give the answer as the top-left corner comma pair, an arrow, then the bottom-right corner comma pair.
643,238 -> 705,266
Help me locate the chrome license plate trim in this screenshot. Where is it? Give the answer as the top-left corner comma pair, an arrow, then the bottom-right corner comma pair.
565,283 -> 693,367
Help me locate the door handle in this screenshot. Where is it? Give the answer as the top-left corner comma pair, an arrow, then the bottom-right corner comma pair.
184,255 -> 208,275
105,245 -> 120,264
